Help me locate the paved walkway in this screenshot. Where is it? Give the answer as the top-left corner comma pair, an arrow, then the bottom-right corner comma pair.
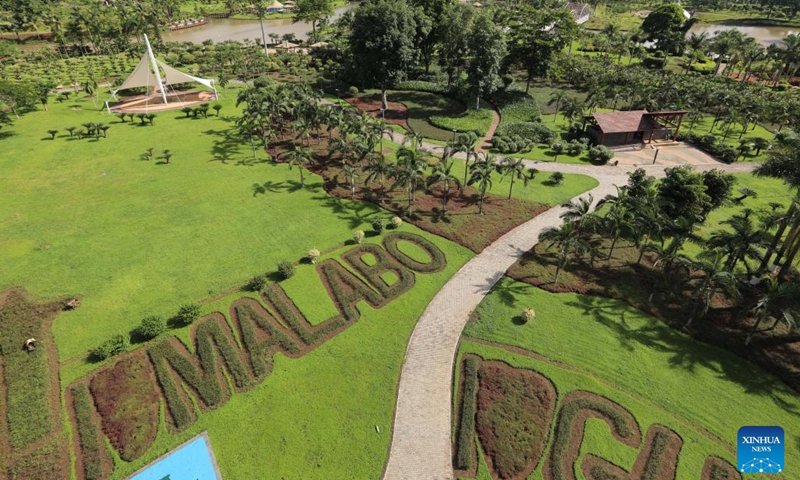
381,134 -> 756,480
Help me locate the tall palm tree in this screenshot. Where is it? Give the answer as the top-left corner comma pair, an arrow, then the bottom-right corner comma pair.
560,194 -> 595,232
499,157 -> 529,199
283,146 -> 314,187
745,276 -> 800,346
392,147 -> 429,215
680,249 -> 739,328
539,222 -> 592,286
547,90 -> 568,123
342,164 -> 359,200
364,153 -> 392,203
468,159 -> 494,215
708,214 -> 765,275
426,159 -> 461,213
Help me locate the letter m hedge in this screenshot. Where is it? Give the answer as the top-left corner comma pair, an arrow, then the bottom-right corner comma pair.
147,316 -> 254,431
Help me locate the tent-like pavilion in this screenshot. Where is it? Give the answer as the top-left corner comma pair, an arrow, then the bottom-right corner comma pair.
585,110 -> 687,146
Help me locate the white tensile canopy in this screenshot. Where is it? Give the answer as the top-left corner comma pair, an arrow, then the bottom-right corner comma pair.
112,34 -> 216,102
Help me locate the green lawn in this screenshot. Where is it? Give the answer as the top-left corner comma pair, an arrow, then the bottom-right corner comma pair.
693,9 -> 800,27
683,115 -> 775,162
582,4 -> 645,31
71,227 -> 473,480
448,159 -> 599,205
459,277 -> 800,478
361,89 -> 494,142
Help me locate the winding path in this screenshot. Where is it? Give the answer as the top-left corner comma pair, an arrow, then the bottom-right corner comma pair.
381,136 -> 757,480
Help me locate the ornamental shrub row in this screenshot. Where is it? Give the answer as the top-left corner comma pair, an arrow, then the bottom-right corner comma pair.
394,80 -> 449,94
233,301 -> 301,378
455,357 -> 479,471
677,132 -> 738,163
382,232 -> 447,273
342,243 -> 415,299
92,334 -> 128,360
70,384 -> 105,480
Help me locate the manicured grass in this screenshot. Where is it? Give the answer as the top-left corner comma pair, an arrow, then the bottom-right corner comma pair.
0,87 -> 418,362
693,9 -> 800,27
90,227 -> 473,480
429,108 -> 494,136
582,4 -> 645,31
362,89 -> 493,142
459,277 -> 800,476
448,159 -> 599,205
683,115 -> 775,162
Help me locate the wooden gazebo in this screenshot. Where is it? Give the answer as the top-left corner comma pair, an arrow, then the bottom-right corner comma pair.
585,110 -> 687,146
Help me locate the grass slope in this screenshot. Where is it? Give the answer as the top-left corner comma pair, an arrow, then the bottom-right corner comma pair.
460,277 -> 800,477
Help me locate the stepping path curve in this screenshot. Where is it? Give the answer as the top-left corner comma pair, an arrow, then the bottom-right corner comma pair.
381,140 -> 756,479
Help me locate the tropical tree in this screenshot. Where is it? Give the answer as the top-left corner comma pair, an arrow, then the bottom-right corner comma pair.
466,12 -> 506,110
708,213 -> 765,275
560,193 -> 595,232
468,158 -> 494,215
426,158 -> 461,213
293,0 -> 334,43
392,146 -> 429,215
681,249 -> 739,328
547,91 -> 568,123
161,149 -> 173,164
539,221 -> 592,286
499,157 -> 529,199
364,153 -> 392,203
283,145 -> 315,187
342,164 -> 360,200
745,276 -> 800,346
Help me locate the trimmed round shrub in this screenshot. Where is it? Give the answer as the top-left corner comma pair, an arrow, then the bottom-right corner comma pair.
353,230 -> 365,244
550,171 -> 565,185
587,145 -> 614,164
277,260 -> 295,280
246,274 -> 268,291
93,334 -> 129,360
308,248 -> 321,264
136,316 -> 166,340
347,85 -> 359,95
522,307 -> 536,323
566,139 -> 586,156
391,216 -> 403,228
372,219 -> 385,234
176,303 -> 201,325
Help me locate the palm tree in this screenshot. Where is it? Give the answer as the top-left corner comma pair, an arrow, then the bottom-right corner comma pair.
364,154 -> 392,203
392,147 -> 429,215
547,90 -> 568,123
499,157 -> 529,199
708,214 -> 765,275
600,201 -> 635,260
427,159 -> 461,213
342,164 -> 359,200
745,276 -> 800,346
681,249 -> 739,328
560,194 -> 595,232
468,159 -> 494,215
539,221 -> 592,286
283,146 -> 314,187
161,149 -> 173,164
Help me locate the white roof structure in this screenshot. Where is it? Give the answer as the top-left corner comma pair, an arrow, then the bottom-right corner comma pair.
113,35 -> 215,98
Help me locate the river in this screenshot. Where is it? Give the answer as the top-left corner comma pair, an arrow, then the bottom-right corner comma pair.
162,3 -> 355,44
686,23 -> 799,46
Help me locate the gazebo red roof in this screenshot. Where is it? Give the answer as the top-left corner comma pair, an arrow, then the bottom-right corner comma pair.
591,110 -> 663,134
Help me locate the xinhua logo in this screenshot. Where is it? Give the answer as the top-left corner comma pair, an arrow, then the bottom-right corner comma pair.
738,426 -> 784,474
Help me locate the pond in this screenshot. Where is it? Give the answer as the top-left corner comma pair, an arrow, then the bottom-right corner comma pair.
162,3 -> 355,44
687,23 -> 800,45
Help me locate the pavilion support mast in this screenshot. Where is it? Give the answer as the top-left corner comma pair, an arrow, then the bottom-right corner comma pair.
144,34 -> 168,105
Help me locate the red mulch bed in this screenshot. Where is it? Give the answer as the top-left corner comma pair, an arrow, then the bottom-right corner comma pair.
476,361 -> 557,480
89,353 -> 160,462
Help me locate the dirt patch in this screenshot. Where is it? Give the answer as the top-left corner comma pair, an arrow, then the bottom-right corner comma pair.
476,360 -> 557,480
344,97 -> 410,130
89,353 -> 160,462
701,457 -> 743,480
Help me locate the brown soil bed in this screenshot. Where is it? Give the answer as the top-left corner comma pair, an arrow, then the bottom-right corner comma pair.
344,97 -> 410,130
89,352 -> 160,462
476,360 -> 557,480
507,241 -> 800,394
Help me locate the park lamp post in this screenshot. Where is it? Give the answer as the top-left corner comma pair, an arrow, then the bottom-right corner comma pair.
652,147 -> 660,165
452,129 -> 457,143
